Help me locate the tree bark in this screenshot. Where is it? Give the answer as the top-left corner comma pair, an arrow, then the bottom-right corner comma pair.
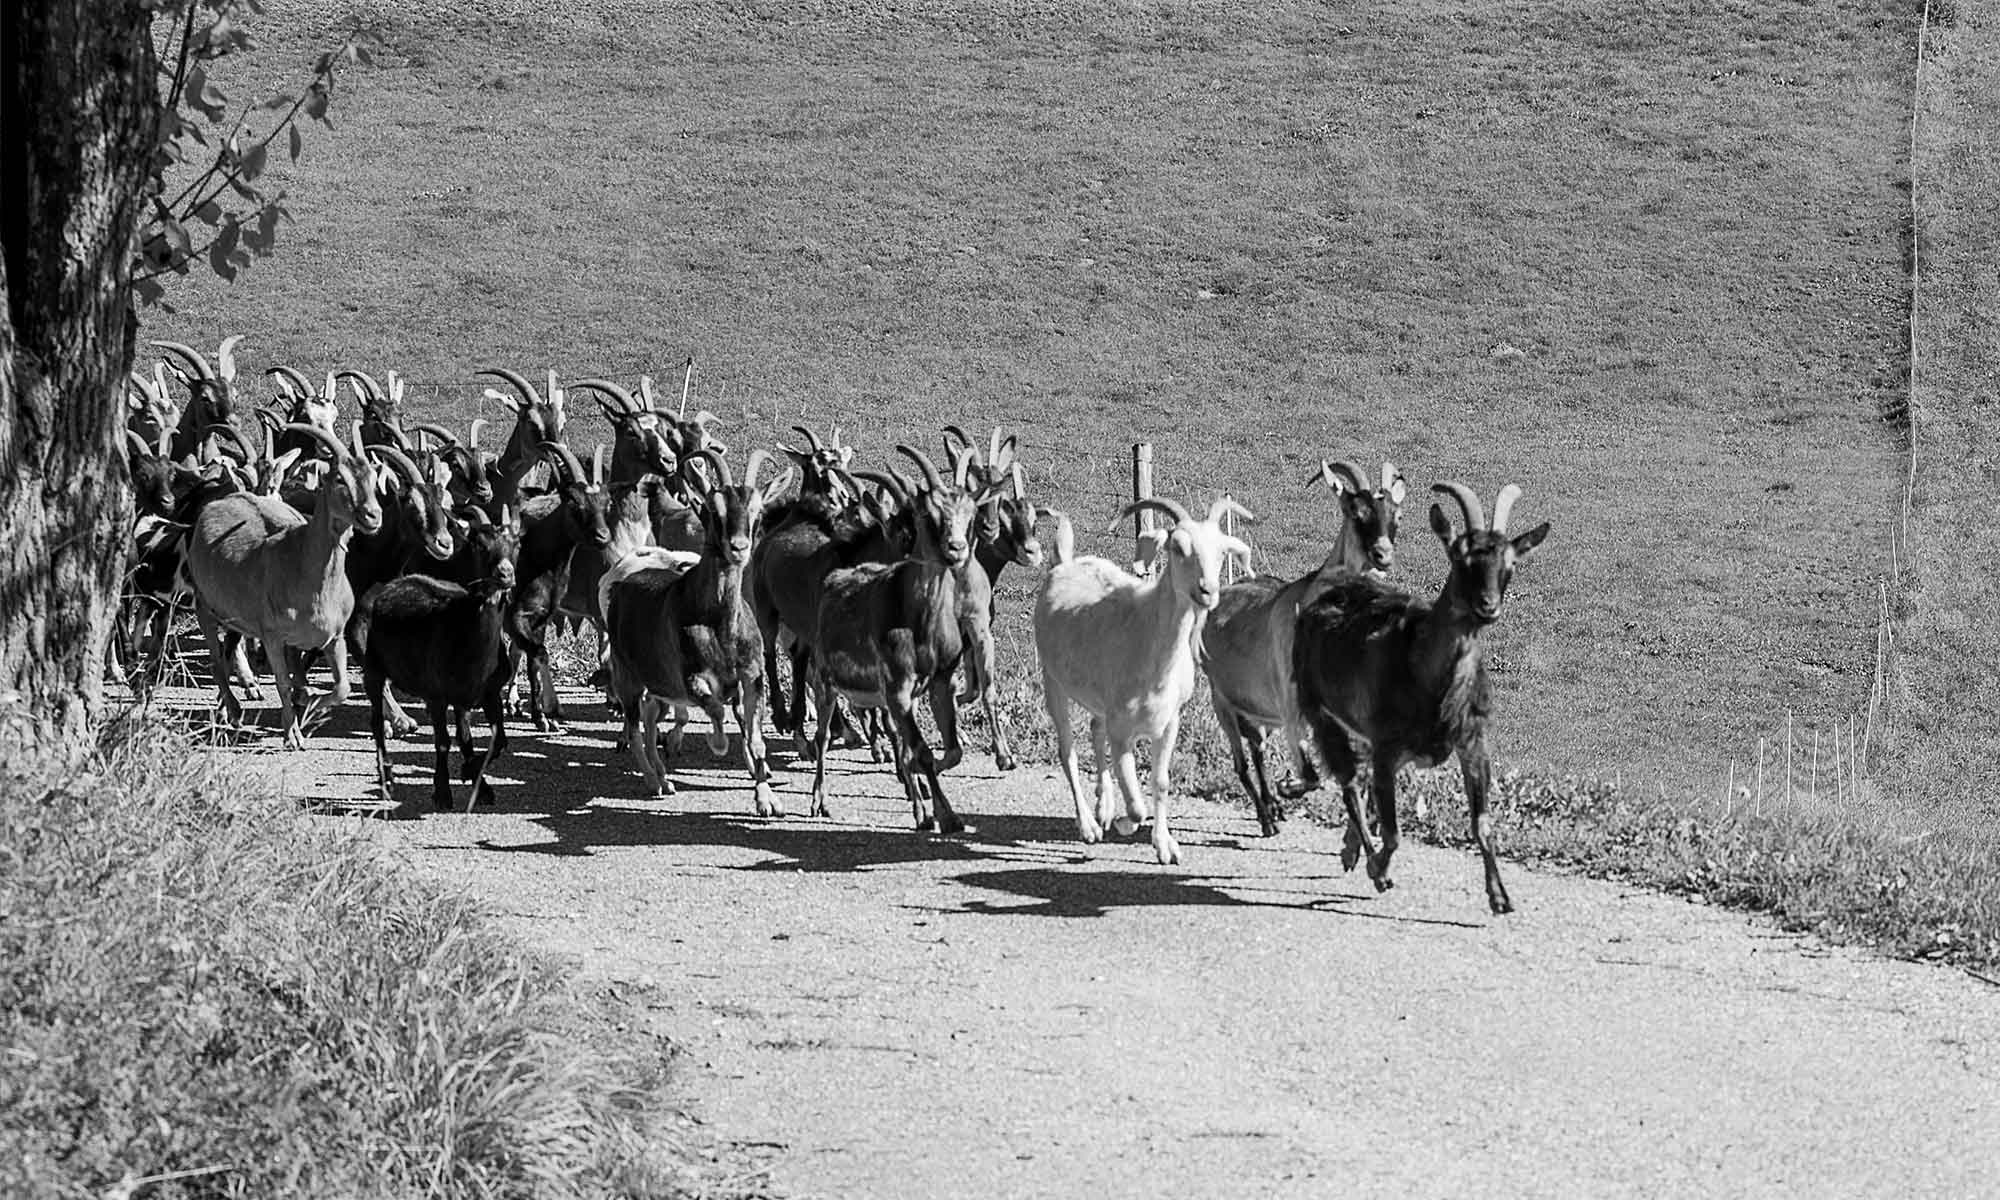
0,2 -> 159,739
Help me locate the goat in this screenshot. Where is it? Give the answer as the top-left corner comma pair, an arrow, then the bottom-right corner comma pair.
807,453 -> 997,830
336,368 -> 410,449
1291,481 -> 1549,914
506,442 -> 612,731
1033,495 -> 1252,864
749,462 -> 906,758
937,425 -> 1044,771
476,366 -> 569,510
183,422 -> 385,747
1201,458 -> 1405,836
150,336 -> 244,463
601,449 -> 784,811
409,421 -> 495,510
363,510 -> 522,811
342,443 -> 457,735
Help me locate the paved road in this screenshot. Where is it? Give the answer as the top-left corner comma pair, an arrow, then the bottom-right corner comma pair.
250,693 -> 2000,1199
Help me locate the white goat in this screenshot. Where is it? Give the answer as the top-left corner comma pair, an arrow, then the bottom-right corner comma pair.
1033,495 -> 1252,864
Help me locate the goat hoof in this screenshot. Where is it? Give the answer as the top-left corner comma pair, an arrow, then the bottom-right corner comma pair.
707,732 -> 730,757
753,786 -> 781,818
1155,840 -> 1182,866
994,752 -> 1017,772
1371,874 -> 1395,893
940,747 -> 963,771
432,790 -> 454,811
1076,821 -> 1103,845
471,783 -> 497,809
1110,815 -> 1139,837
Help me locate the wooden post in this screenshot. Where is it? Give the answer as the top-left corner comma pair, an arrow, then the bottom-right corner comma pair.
1132,442 -> 1154,571
679,356 -> 696,418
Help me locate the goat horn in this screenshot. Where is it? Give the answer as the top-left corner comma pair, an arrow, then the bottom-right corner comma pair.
940,424 -> 970,451
215,334 -> 245,379
1206,495 -> 1256,525
855,468 -> 911,504
201,424 -> 253,463
638,375 -> 657,408
475,366 -> 546,410
251,407 -> 285,434
689,447 -> 731,489
569,378 -> 641,413
1318,459 -> 1369,494
590,444 -> 605,487
1431,481 -> 1486,532
989,427 -> 1005,464
124,430 -> 154,461
541,440 -> 589,488
150,341 -> 215,382
1381,460 -> 1403,494
791,424 -> 827,453
1114,497 -> 1192,531
954,447 -> 973,490
365,443 -> 428,490
895,443 -> 948,493
1011,462 -> 1025,500
468,418 -> 488,450
284,422 -> 348,463
337,368 -> 387,402
1490,483 -> 1524,534
265,365 -> 314,398
407,421 -> 461,448
349,419 -> 369,462
742,447 -> 774,491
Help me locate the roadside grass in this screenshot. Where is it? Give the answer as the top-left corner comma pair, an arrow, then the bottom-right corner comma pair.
0,711 -> 765,1199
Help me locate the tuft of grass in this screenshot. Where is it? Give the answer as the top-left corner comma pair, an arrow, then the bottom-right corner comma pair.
1320,764 -> 2000,972
0,709 -> 763,1199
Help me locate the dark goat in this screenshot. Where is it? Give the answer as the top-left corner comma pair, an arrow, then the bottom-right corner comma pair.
476,366 -> 568,511
507,442 -> 612,731
748,471 -> 902,757
807,449 -> 998,830
409,421 -> 495,510
602,449 -> 785,811
343,444 -> 456,734
1291,481 -> 1549,914
150,337 -> 243,463
1201,457 -> 1405,836
363,511 -> 522,811
335,368 -> 410,450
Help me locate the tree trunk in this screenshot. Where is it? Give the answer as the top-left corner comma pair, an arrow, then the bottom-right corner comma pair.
0,3 -> 159,739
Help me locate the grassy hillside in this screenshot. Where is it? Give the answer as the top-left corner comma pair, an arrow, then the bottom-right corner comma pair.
1890,2 -> 2000,827
153,0 -> 1917,802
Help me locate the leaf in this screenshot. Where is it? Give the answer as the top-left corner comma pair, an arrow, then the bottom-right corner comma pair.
289,123 -> 302,161
240,141 -> 267,182
193,200 -> 223,225
256,203 -> 283,250
160,216 -> 192,260
134,276 -> 166,307
210,216 -> 240,281
262,92 -> 293,111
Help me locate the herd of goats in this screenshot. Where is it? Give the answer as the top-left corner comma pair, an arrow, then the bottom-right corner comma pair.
120,336 -> 1550,914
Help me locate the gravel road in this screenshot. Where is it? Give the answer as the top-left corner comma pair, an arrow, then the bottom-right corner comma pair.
253,692 -> 2000,1199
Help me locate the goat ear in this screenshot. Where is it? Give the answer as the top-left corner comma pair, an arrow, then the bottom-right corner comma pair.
1386,474 -> 1408,506
1429,503 -> 1456,547
1510,521 -> 1551,561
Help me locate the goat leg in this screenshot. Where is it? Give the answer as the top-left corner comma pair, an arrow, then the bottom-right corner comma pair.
427,701 -> 454,810
1244,723 -> 1284,836
1145,716 -> 1184,866
903,706 -> 966,837
468,684 -> 509,812
1368,757 -> 1401,894
194,602 -> 245,732
265,638 -> 305,750
366,668 -> 395,806
928,676 -> 963,772
808,674 -> 836,819
739,672 -> 780,817
1459,742 -> 1511,915
1091,717 -> 1126,836
1046,681 -> 1099,844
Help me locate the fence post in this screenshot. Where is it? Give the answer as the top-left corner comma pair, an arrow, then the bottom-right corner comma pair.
1221,493 -> 1237,584
1132,442 -> 1154,572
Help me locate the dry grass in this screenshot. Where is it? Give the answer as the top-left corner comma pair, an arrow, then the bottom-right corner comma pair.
0,709 -> 767,1199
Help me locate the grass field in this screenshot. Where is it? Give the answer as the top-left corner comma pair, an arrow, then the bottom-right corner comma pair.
153,0 -> 1918,810
1888,1 -> 2000,828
